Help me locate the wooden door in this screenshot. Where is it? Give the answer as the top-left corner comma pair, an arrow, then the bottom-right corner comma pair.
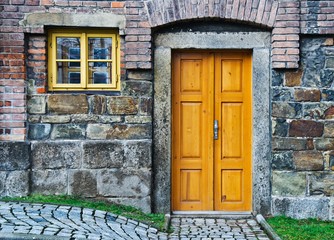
172,51 -> 252,212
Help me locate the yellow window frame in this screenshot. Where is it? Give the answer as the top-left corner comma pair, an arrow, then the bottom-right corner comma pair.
48,29 -> 120,91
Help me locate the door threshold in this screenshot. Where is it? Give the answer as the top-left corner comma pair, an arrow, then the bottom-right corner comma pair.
172,211 -> 252,215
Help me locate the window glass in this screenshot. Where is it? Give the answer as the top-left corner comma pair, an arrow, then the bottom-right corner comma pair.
88,38 -> 112,60
57,62 -> 81,84
56,37 -> 81,60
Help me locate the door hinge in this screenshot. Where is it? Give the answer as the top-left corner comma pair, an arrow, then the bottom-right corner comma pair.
214,120 -> 218,140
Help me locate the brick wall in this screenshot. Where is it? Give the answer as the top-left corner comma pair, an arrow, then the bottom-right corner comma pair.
1,0 -> 334,140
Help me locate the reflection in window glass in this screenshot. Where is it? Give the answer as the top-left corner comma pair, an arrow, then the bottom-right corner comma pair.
57,37 -> 80,59
57,62 -> 81,84
88,62 -> 111,84
88,38 -> 112,60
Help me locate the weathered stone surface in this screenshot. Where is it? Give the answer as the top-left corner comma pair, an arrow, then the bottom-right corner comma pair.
325,57 -> 334,68
28,115 -> 40,123
303,103 -> 334,119
272,88 -> 293,101
323,38 -> 334,46
0,172 -> 5,196
108,197 -> 151,213
122,81 -> 152,96
289,120 -> 323,137
27,79 -> 35,95
83,141 -> 124,168
272,70 -> 284,86
51,124 -> 85,140
27,96 -> 46,114
315,138 -> 334,150
324,106 -> 334,119
48,94 -> 88,114
272,197 -> 330,220
41,115 -> 71,123
6,171 -> 29,197
99,116 -> 122,123
139,98 -> 152,116
97,169 -> 150,197
28,124 -> 51,140
272,137 -> 311,151
127,70 -> 152,80
31,141 -> 81,169
272,151 -> 294,170
31,170 -> 67,195
89,95 -> 106,114
124,141 -> 152,168
322,90 -> 334,101
293,151 -> 323,171
272,118 -> 288,137
323,151 -> 334,171
106,97 -> 139,115
285,69 -> 303,87
68,170 -> 97,197
324,122 -> 334,137
71,114 -> 99,123
0,142 -> 30,170
125,116 -> 152,123
320,70 -> 334,88
310,173 -> 334,196
87,124 -> 151,139
295,89 -> 321,102
272,172 -> 306,196
272,102 -> 301,118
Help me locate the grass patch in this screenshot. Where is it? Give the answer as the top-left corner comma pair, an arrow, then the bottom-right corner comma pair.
267,216 -> 334,240
2,194 -> 165,229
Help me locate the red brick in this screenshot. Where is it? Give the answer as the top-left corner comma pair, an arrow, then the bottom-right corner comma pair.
0,135 -> 25,141
12,100 -> 25,106
10,0 -> 24,4
12,128 -> 26,134
0,122 -> 25,128
26,0 -> 39,5
0,108 -> 25,113
41,0 -> 54,6
12,114 -> 25,120
36,87 -> 46,94
112,2 -> 125,8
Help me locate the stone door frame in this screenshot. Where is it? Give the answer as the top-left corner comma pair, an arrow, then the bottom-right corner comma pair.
152,30 -> 272,215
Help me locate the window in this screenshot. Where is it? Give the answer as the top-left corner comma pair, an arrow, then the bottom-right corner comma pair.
48,29 -> 120,91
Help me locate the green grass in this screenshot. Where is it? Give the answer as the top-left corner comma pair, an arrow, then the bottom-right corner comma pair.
267,216 -> 334,240
2,194 -> 165,229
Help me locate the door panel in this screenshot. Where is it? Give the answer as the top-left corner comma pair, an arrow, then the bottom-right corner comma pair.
172,51 -> 252,212
172,52 -> 213,211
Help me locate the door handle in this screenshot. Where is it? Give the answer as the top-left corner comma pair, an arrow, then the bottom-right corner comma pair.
214,120 -> 218,140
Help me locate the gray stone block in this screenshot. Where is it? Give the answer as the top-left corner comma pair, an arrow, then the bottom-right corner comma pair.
124,140 -> 152,168
6,171 -> 29,197
0,142 -> 30,170
309,173 -> 334,196
28,124 -> 51,140
31,170 -> 67,195
69,170 -> 97,197
272,152 -> 294,170
51,124 -> 86,140
83,141 -> 124,168
31,141 -> 81,169
87,124 -> 151,140
41,115 -> 71,123
272,171 -> 306,196
107,196 -> 151,213
272,197 -> 330,220
0,172 -> 6,196
97,169 -> 150,197
27,95 -> 46,114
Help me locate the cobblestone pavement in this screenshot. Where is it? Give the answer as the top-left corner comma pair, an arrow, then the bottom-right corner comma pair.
0,202 -> 269,240
169,217 -> 270,240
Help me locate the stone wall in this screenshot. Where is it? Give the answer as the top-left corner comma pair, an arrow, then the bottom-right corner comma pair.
271,36 -> 334,219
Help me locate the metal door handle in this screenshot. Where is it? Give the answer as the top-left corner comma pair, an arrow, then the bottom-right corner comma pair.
214,120 -> 218,140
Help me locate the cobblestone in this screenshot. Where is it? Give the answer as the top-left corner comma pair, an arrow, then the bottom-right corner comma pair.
0,202 -> 269,239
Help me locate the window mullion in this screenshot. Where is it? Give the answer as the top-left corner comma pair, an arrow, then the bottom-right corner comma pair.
81,33 -> 87,89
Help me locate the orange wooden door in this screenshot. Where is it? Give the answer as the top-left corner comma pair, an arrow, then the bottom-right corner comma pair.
172,51 -> 252,212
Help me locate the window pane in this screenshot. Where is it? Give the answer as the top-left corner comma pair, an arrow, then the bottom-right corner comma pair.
88,62 -> 111,84
57,37 -> 81,60
57,62 -> 81,84
88,38 -> 112,60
